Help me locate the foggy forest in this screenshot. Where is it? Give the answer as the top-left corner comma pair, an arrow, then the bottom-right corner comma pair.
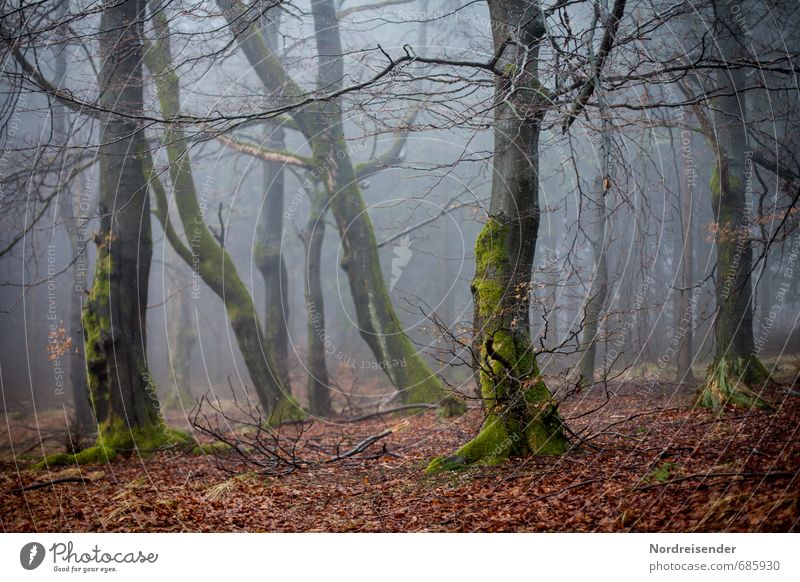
0,0 -> 798,533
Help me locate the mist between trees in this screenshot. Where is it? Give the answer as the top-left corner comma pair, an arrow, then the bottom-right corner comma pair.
0,0 -> 798,476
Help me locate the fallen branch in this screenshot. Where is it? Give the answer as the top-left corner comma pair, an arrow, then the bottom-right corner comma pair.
583,407 -> 684,440
326,430 -> 393,463
339,404 -> 436,424
11,476 -> 89,494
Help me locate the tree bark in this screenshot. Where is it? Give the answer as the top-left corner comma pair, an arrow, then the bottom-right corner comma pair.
255,8 -> 290,389
72,0 -> 178,463
302,189 -> 332,416
427,0 -> 569,472
578,175 -> 609,387
675,145 -> 696,382
696,5 -> 770,410
145,7 -> 302,423
217,0 -> 444,404
163,255 -> 195,410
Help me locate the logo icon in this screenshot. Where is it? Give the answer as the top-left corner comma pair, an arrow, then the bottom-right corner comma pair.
20,542 -> 46,570
390,235 -> 413,291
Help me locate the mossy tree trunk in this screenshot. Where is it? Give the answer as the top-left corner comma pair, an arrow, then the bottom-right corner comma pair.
217,0 -> 444,405
578,175 -> 609,387
145,7 -> 301,423
78,0 -> 173,460
696,12 -> 770,410
164,265 -> 196,410
302,189 -> 332,416
311,0 -> 443,404
427,0 -> 569,473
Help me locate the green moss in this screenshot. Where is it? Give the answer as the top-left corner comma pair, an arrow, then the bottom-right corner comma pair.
524,403 -> 570,455
696,356 -> 772,411
266,395 -> 307,426
98,418 -> 191,453
190,442 -> 231,455
398,348 -> 445,404
502,63 -> 518,76
425,416 -> 511,474
646,461 -> 680,483
83,236 -> 113,411
33,444 -> 116,469
474,219 -> 508,279
710,164 -> 743,199
437,394 -> 467,418
31,421 -> 196,468
426,215 -> 569,473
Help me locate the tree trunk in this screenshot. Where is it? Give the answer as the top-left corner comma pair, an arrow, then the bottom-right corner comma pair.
145,8 -> 302,423
255,8 -> 290,389
306,0 -> 442,404
427,0 -> 568,472
578,175 -> 609,387
163,256 -> 195,410
675,146 -> 696,382
218,0 -> 444,404
696,8 -> 770,410
302,189 -> 332,416
58,0 -> 179,466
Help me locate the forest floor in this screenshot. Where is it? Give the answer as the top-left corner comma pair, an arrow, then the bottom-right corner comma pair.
1,379 -> 799,532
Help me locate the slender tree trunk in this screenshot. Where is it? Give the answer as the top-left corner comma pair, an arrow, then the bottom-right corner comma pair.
578,175 -> 609,387
172,287 -> 195,396
302,189 -> 332,416
68,249 -> 94,429
307,0 -> 442,404
218,0 -> 444,404
427,0 -> 568,472
145,7 -> 302,423
163,255 -> 195,410
696,6 -> 770,410
256,8 -> 290,388
675,151 -> 696,382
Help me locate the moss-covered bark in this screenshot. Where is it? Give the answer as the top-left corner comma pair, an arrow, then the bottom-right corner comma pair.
427,2 -> 569,472
255,13 -> 291,390
694,13 -> 771,410
144,10 -> 302,422
427,219 -> 569,473
218,0 -> 445,405
56,0 -> 178,469
696,162 -> 770,409
318,136 -> 444,405
696,356 -> 771,411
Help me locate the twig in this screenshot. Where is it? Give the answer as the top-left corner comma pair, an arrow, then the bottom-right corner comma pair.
326,430 -> 393,463
583,407 -> 684,440
11,477 -> 89,494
